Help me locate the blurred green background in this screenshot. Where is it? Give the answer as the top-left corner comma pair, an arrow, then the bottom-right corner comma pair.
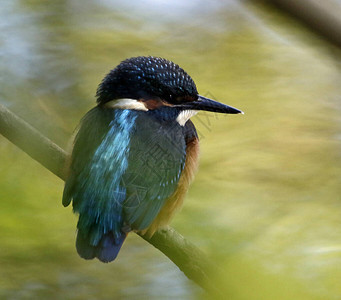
1,0 -> 341,299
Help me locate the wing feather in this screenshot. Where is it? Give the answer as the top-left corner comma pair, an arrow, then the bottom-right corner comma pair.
122,114 -> 186,230
63,107 -> 187,239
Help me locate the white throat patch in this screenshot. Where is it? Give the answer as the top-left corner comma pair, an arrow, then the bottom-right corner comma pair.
176,110 -> 198,126
105,98 -> 149,111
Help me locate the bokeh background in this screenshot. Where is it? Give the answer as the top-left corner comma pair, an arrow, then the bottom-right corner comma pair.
1,0 -> 341,299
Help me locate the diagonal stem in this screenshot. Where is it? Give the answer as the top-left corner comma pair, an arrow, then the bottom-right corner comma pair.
0,103 -> 222,295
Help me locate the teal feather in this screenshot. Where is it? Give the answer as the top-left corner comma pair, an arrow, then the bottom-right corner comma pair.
63,106 -> 187,261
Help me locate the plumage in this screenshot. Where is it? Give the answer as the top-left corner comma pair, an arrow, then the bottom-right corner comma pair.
63,56 -> 243,262
141,120 -> 199,237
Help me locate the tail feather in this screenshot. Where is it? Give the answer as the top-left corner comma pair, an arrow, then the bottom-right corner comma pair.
76,230 -> 127,263
96,232 -> 126,263
76,230 -> 96,260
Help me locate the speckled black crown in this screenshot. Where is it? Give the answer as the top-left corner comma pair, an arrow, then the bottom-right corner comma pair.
96,56 -> 198,104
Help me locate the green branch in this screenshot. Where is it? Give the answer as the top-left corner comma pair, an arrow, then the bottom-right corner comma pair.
0,103 -> 222,295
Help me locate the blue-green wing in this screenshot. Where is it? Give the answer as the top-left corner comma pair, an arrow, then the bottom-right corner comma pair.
62,107 -> 111,208
63,107 -> 187,236
63,108 -> 137,245
122,115 -> 186,230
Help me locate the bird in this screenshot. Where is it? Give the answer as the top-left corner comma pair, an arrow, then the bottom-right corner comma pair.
62,56 -> 243,263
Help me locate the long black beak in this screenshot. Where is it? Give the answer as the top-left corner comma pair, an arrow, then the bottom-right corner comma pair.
180,95 -> 243,114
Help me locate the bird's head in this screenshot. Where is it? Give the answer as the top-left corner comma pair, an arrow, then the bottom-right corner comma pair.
96,56 -> 243,124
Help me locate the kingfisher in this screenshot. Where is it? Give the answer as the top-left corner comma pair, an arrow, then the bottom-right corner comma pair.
62,56 -> 243,262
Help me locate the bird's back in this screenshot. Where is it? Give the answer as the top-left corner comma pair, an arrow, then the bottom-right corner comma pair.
63,106 -> 195,261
